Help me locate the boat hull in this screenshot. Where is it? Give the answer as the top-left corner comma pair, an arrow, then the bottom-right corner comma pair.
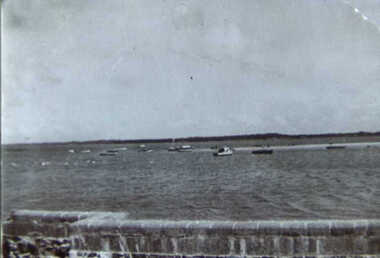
99,153 -> 117,156
326,146 -> 346,150
252,150 -> 273,154
213,152 -> 233,156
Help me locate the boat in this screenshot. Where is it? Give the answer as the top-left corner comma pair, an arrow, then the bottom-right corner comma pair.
113,147 -> 128,151
99,152 -> 117,156
177,145 -> 193,152
213,146 -> 233,156
168,146 -> 179,151
326,146 -> 346,150
138,148 -> 153,152
137,144 -> 152,152
138,146 -> 153,152
168,138 -> 179,151
107,150 -> 119,153
252,149 -> 273,155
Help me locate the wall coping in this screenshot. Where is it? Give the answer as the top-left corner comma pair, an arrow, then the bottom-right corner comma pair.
3,210 -> 380,256
4,210 -> 380,236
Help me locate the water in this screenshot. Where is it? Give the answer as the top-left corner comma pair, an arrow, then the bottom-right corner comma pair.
2,143 -> 380,220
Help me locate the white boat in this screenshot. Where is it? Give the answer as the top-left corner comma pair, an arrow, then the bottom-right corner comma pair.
138,145 -> 153,152
177,145 -> 193,152
168,146 -> 179,151
168,138 -> 179,151
213,146 -> 233,156
113,147 -> 128,151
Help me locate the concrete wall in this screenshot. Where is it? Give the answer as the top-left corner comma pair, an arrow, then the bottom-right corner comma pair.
3,210 -> 380,257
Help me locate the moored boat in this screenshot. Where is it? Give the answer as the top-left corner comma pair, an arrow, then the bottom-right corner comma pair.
168,138 -> 178,151
326,146 -> 346,150
138,148 -> 153,152
213,146 -> 233,156
168,146 -> 179,151
177,145 -> 193,152
99,152 -> 117,156
138,144 -> 153,152
114,147 -> 128,151
252,149 -> 273,155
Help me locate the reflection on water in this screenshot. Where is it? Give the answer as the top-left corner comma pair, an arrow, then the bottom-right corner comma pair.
3,143 -> 380,220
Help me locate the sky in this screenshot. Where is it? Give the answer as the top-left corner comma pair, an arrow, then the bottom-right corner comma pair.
2,0 -> 380,143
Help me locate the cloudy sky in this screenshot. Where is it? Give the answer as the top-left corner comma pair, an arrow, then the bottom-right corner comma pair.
2,0 -> 380,143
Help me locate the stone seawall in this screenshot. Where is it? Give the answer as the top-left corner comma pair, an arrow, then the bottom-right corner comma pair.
2,210 -> 380,257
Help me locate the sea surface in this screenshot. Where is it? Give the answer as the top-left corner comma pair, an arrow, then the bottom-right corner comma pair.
2,143 -> 380,221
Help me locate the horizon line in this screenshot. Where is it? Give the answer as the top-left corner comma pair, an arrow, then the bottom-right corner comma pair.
2,130 -> 380,146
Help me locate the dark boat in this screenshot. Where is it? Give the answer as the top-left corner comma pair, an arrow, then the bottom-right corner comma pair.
99,153 -> 117,156
252,149 -> 273,154
326,146 -> 346,150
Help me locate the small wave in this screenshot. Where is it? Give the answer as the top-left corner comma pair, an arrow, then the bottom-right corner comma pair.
285,201 -> 324,218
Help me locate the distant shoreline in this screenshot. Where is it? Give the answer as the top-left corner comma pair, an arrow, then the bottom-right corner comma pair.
3,131 -> 380,146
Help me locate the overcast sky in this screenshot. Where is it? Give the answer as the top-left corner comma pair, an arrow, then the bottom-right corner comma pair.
2,0 -> 380,143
